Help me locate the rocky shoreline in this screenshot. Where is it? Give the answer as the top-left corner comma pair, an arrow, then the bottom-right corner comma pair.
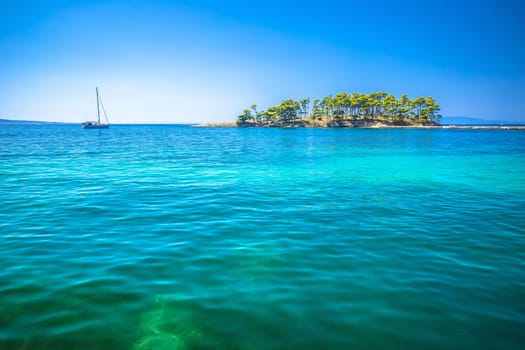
195,120 -> 525,130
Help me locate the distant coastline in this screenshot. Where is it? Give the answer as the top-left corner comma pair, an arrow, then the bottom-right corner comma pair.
440,116 -> 525,126
0,118 -> 65,125
2,118 -> 523,130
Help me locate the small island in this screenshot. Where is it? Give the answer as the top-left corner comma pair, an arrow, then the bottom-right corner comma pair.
236,92 -> 440,127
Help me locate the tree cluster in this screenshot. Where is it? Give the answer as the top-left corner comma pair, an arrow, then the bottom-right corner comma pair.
237,92 -> 441,125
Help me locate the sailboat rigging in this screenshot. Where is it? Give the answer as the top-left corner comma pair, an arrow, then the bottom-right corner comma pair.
82,87 -> 109,129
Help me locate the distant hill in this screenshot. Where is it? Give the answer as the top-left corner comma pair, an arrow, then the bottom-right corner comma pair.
441,116 -> 525,125
0,118 -> 64,124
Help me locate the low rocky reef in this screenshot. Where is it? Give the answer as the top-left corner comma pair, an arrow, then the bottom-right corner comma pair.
193,122 -> 237,127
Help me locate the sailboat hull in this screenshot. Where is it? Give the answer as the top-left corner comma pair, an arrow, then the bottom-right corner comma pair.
82,122 -> 109,129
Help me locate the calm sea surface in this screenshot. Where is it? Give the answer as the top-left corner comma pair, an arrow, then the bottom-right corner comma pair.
1,125 -> 524,350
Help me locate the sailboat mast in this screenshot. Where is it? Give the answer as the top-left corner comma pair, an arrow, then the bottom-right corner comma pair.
96,87 -> 100,124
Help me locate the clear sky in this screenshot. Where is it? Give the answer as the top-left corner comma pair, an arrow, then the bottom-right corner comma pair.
1,0 -> 524,123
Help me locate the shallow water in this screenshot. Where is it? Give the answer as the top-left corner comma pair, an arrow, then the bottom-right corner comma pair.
1,125 -> 524,349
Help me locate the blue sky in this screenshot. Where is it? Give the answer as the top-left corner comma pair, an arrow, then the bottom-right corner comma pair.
1,0 -> 524,123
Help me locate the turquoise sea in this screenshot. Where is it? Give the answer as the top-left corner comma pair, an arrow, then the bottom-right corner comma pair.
1,125 -> 524,350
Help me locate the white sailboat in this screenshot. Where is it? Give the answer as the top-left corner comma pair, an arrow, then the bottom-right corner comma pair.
82,87 -> 109,129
